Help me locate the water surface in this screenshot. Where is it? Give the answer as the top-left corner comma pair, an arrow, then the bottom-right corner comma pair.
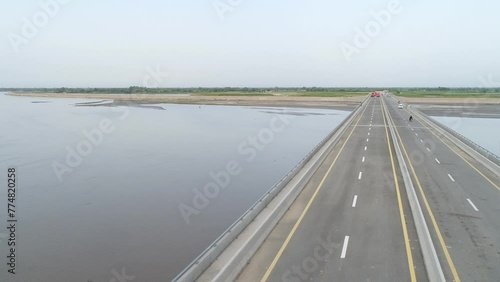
0,93 -> 351,281
431,115 -> 500,156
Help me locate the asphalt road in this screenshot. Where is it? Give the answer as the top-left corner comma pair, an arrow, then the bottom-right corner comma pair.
236,96 -> 500,282
237,97 -> 426,282
384,97 -> 500,282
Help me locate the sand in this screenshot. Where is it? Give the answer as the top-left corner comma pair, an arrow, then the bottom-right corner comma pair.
6,92 -> 365,109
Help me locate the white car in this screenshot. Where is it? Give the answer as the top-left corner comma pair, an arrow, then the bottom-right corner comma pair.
398,104 -> 404,109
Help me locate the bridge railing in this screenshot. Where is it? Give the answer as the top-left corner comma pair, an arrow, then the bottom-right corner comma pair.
412,106 -> 500,166
388,93 -> 499,166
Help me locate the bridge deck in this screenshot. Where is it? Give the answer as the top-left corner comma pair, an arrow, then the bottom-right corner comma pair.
236,96 -> 500,282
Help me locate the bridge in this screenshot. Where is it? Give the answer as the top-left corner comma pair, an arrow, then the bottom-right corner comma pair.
175,95 -> 500,282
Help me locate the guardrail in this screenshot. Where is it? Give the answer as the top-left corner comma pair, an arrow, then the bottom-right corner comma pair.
382,98 -> 445,282
416,109 -> 499,165
389,94 -> 499,176
173,97 -> 368,281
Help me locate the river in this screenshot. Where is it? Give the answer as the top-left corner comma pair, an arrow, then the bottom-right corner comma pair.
0,93 -> 352,281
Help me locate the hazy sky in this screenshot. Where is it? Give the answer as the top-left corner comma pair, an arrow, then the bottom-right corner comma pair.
1,0 -> 499,88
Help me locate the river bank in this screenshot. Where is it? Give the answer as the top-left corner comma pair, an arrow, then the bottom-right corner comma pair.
6,92 -> 365,109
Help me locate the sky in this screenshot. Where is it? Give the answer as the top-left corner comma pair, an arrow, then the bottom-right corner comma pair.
0,0 -> 499,88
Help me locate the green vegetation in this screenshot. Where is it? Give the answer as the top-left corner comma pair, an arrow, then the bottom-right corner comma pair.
193,92 -> 273,96
1,87 -> 500,98
193,91 -> 367,97
393,87 -> 500,98
0,87 -> 372,97
292,91 -> 367,97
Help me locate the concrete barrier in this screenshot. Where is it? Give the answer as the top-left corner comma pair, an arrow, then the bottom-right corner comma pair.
173,97 -> 368,282
409,106 -> 500,178
382,98 -> 446,282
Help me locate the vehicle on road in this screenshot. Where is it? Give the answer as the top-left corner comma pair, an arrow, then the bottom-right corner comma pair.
398,103 -> 404,109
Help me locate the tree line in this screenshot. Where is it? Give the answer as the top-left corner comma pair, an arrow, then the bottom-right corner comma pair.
1,87 -> 499,94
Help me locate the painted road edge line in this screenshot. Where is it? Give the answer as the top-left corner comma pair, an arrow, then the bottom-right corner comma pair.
340,236 -> 350,258
382,98 -> 446,282
258,101 -> 370,282
394,100 -> 461,281
381,100 -> 416,282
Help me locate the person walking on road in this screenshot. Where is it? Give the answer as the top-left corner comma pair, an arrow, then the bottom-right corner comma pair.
409,115 -> 413,122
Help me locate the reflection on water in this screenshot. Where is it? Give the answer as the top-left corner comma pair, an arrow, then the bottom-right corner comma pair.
431,116 -> 500,156
0,93 -> 351,281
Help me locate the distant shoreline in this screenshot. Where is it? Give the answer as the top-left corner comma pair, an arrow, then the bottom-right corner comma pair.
396,96 -> 500,104
6,92 -> 366,109
6,92 -> 500,110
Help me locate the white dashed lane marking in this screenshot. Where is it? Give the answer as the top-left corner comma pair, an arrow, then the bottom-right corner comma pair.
447,174 -> 455,182
340,236 -> 350,258
467,198 -> 479,212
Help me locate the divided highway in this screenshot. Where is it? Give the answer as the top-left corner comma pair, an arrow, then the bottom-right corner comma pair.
236,96 -> 500,282
384,97 -> 500,282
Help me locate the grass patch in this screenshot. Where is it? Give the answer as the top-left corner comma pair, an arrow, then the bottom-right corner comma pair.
395,91 -> 500,98
194,92 -> 273,96
194,91 -> 368,97
291,91 -> 368,97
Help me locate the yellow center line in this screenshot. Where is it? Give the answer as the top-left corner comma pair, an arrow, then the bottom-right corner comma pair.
383,98 -> 461,282
414,111 -> 500,191
260,99 -> 369,282
381,101 -> 416,282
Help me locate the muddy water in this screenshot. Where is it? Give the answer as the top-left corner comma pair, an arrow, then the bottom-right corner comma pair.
0,93 -> 352,281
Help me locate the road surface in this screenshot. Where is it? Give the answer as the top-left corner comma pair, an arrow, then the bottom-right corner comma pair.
236,96 -> 500,282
